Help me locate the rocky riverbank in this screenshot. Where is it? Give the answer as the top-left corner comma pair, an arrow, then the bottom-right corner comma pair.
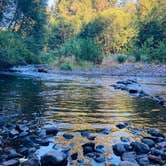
110,79 -> 166,107
0,115 -> 166,166
4,63 -> 166,77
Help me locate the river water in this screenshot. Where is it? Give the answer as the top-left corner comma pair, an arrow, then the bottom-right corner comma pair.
0,68 -> 165,165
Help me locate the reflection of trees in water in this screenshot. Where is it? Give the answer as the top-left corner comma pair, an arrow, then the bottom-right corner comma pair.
0,74 -> 46,119
127,97 -> 166,133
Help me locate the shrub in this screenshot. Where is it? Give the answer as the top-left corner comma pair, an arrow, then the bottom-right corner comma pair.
57,37 -> 102,64
127,38 -> 166,63
0,31 -> 39,68
115,54 -> 127,63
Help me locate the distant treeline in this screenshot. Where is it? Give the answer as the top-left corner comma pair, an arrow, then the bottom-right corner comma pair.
0,0 -> 165,69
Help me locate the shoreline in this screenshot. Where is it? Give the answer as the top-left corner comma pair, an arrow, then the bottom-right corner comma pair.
1,63 -> 166,78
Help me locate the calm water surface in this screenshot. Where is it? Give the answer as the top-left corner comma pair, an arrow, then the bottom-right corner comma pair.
0,70 -> 165,165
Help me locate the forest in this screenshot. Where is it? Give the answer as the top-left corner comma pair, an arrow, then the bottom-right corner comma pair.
0,0 -> 165,69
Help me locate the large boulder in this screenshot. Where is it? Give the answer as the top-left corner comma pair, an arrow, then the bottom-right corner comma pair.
41,150 -> 68,166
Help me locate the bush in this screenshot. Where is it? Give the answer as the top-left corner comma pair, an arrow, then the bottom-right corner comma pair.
128,37 -> 166,63
115,54 -> 127,63
0,31 -> 39,68
57,37 -> 102,64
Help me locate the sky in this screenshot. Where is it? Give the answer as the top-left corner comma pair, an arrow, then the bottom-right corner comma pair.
48,0 -> 55,7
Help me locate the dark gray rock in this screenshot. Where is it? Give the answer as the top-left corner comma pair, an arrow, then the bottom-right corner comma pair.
71,152 -> 78,160
148,154 -> 165,165
41,150 -> 68,166
141,138 -> 155,147
94,156 -> 105,163
137,157 -> 150,166
116,123 -> 128,129
131,142 -> 150,154
82,142 -> 95,155
63,133 -> 74,140
2,159 -> 19,166
9,129 -> 19,138
157,141 -> 166,148
80,131 -> 89,137
147,129 -> 165,138
118,161 -> 139,166
113,143 -> 126,156
45,127 -> 58,136
121,151 -> 136,162
100,128 -> 110,135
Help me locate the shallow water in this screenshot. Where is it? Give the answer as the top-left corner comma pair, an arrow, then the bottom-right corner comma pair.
0,70 -> 166,165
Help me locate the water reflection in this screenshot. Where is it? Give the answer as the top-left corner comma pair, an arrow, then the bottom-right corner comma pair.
0,73 -> 166,165
0,73 -> 165,133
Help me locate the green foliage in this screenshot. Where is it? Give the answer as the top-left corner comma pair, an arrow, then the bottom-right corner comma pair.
115,54 -> 127,63
58,38 -> 102,64
128,38 -> 166,63
0,31 -> 39,68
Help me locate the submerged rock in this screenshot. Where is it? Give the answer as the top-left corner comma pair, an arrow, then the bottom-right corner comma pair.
40,150 -> 68,166
63,133 -> 74,140
45,127 -> 58,136
116,123 -> 128,129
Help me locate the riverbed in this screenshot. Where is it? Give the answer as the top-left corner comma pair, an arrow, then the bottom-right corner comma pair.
0,68 -> 166,165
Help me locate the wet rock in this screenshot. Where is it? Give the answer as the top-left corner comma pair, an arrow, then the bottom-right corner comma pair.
118,161 -> 139,166
127,84 -> 143,94
148,154 -> 165,165
121,137 -> 130,143
96,145 -> 105,154
71,152 -> 78,160
94,156 -> 105,163
9,129 -> 19,138
80,131 -> 89,138
131,142 -> 150,154
82,142 -> 95,155
33,138 -> 50,146
63,133 -> 74,140
137,156 -> 150,166
151,148 -> 164,156
116,123 -> 128,129
0,117 -> 5,127
141,138 -> 155,147
19,131 -> 29,137
85,152 -> 95,158
22,157 -> 40,166
87,135 -> 96,140
41,150 -> 68,166
77,159 -> 84,164
113,143 -> 127,156
147,129 -> 165,138
5,149 -> 22,160
45,127 -> 58,136
19,147 -> 29,156
21,137 -> 35,147
157,141 -> 166,148
16,125 -> 29,132
121,151 -> 137,162
100,128 -> 110,135
37,68 -> 48,73
2,159 -> 19,166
